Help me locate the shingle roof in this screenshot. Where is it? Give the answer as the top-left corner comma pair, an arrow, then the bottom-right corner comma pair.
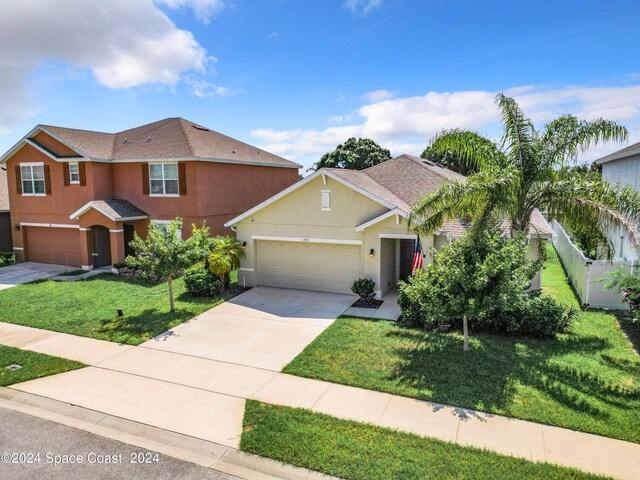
595,141 -> 640,164
0,168 -> 9,211
329,154 -> 553,237
92,200 -> 147,220
39,118 -> 299,168
70,199 -> 147,221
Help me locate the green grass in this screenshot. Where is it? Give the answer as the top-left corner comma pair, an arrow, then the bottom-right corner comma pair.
241,400 -> 608,480
0,345 -> 84,386
284,244 -> 640,443
0,274 -> 225,345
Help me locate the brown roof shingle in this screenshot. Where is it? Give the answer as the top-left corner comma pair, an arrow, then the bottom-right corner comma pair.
325,155 -> 553,237
39,118 -> 299,168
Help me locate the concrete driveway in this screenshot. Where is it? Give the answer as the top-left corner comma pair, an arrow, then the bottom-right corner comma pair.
0,262 -> 70,290
142,287 -> 356,371
4,287 -> 356,449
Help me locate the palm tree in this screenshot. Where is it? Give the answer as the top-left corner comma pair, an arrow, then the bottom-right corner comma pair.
209,236 -> 245,294
410,94 -> 640,258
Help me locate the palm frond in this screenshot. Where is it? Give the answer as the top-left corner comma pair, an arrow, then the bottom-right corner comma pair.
426,129 -> 505,171
495,93 -> 536,171
542,115 -> 628,166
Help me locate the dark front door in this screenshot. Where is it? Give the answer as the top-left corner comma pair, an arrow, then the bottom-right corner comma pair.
124,224 -> 135,258
399,239 -> 416,280
91,226 -> 111,268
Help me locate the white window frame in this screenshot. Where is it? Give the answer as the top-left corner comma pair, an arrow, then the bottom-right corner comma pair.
321,190 -> 331,211
152,220 -> 182,239
20,162 -> 46,197
149,162 -> 180,197
68,162 -> 80,184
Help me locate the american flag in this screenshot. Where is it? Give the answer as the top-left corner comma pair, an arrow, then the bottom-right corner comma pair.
411,237 -> 423,273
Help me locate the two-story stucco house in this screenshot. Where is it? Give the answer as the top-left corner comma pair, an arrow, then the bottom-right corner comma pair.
596,141 -> 640,260
0,118 -> 299,270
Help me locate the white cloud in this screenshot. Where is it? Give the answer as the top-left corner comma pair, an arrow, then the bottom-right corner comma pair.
0,0 -> 219,134
189,78 -> 240,98
251,83 -> 640,168
155,0 -> 225,24
362,89 -> 395,103
344,0 -> 383,16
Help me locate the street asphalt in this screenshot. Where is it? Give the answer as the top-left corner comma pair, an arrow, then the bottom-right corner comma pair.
0,407 -> 242,480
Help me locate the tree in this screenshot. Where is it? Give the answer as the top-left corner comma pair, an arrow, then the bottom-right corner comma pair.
410,94 -> 640,259
421,133 -> 487,176
312,137 -> 391,171
128,218 -> 207,312
208,236 -> 245,294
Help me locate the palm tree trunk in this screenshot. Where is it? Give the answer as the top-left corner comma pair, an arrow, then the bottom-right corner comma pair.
463,315 -> 469,351
167,274 -> 175,313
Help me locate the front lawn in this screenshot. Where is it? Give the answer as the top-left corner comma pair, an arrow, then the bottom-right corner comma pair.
284,244 -> 640,443
0,345 -> 84,386
241,401 -> 607,480
0,274 -> 225,345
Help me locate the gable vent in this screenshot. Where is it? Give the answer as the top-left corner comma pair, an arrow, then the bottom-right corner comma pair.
192,125 -> 210,132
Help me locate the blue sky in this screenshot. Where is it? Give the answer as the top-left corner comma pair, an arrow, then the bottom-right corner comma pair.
1,0 -> 639,169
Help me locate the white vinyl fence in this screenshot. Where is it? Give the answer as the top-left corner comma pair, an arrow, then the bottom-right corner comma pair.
551,220 -> 635,309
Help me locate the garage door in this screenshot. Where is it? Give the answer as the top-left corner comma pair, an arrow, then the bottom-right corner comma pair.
26,227 -> 82,266
256,240 -> 362,294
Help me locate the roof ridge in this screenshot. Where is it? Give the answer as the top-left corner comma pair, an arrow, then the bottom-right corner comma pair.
404,154 -> 465,181
177,118 -> 197,157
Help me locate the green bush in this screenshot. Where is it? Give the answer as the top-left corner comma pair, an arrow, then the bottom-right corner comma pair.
0,252 -> 14,265
504,293 -> 577,337
351,277 -> 376,303
184,262 -> 222,297
398,227 -> 573,337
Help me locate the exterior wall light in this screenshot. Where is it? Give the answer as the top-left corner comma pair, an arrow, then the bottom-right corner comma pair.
14,224 -> 20,231
369,248 -> 375,258
242,241 -> 247,247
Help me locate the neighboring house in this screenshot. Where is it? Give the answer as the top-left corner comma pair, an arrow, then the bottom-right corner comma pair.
0,118 -> 299,269
225,155 -> 553,297
596,141 -> 640,260
0,167 -> 12,252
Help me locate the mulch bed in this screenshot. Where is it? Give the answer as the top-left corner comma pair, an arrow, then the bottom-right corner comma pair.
351,298 -> 384,309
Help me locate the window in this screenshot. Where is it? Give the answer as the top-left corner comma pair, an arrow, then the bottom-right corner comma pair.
149,163 -> 179,196
69,163 -> 80,184
321,190 -> 331,211
20,164 -> 45,195
152,220 -> 182,239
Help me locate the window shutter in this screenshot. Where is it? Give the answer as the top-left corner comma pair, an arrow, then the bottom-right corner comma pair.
44,165 -> 52,194
178,162 -> 187,195
15,165 -> 22,195
142,163 -> 150,195
63,163 -> 70,186
79,162 -> 87,186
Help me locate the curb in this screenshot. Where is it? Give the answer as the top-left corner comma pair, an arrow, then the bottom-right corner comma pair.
0,386 -> 339,480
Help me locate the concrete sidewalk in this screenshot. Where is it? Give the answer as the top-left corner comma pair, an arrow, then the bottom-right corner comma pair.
2,321 -> 639,479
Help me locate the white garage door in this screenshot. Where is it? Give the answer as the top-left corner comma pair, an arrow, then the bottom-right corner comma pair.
256,240 -> 362,294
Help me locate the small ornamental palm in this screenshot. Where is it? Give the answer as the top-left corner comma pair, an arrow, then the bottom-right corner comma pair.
208,236 -> 245,293
410,94 -> 640,259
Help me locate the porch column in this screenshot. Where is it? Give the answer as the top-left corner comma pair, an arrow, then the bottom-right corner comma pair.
109,223 -> 125,266
79,228 -> 93,270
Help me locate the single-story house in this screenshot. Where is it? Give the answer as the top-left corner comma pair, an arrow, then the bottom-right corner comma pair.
225,155 -> 553,297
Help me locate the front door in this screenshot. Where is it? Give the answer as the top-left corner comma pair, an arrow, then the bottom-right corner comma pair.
91,226 -> 112,268
399,239 -> 416,280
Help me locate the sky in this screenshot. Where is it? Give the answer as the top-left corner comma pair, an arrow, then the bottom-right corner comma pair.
1,0 -> 639,170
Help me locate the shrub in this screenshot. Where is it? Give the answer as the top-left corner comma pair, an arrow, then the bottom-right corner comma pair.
184,262 -> 222,297
0,252 -> 14,264
604,267 -> 640,320
112,261 -> 128,269
504,293 -> 577,337
351,277 -> 376,304
398,226 -> 573,338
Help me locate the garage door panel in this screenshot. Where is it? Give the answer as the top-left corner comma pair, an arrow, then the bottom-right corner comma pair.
257,240 -> 362,294
27,227 -> 82,266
